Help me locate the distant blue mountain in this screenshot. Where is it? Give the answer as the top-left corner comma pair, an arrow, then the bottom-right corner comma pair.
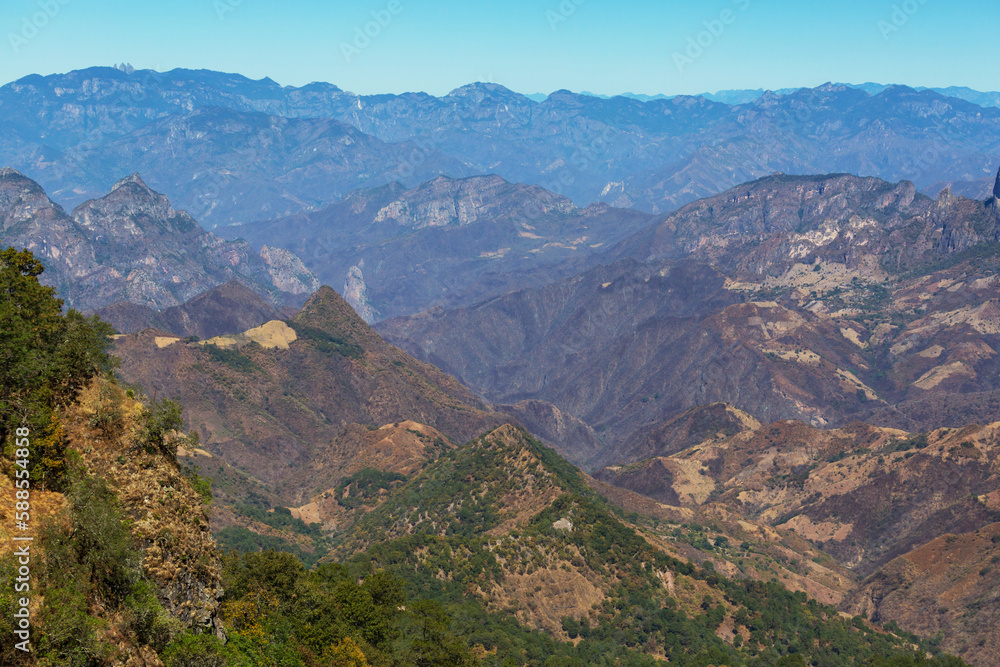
2,67 -> 998,226
571,84 -> 1000,108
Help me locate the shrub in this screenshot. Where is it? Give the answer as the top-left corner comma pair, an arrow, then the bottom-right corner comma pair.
139,398 -> 184,456
162,631 -> 226,667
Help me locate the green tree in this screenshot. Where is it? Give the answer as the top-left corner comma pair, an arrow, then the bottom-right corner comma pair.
222,549 -> 303,603
406,600 -> 479,667
0,246 -> 115,488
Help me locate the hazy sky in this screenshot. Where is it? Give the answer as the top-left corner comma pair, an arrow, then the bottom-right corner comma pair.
2,0 -> 997,96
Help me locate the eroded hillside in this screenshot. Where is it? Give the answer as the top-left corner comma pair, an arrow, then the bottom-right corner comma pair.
593,404 -> 1000,665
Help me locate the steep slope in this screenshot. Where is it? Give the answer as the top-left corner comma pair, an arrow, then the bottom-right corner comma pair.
848,524 -> 1000,667
0,169 -> 318,311
613,172 -> 998,274
111,286 -> 506,509
329,424 -> 960,664
63,380 -> 225,633
496,399 -> 606,469
379,257 -> 887,449
600,402 -> 762,470
0,377 -> 224,665
219,174 -> 653,321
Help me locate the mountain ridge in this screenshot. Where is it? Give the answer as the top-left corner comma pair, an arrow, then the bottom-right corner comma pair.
5,68 -> 1000,225
218,173 -> 653,321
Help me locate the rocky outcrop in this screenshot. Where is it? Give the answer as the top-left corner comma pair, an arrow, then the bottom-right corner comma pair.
64,380 -> 226,637
343,264 -> 379,324
0,166 -> 66,230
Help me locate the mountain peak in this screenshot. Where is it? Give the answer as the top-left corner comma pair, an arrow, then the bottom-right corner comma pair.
293,285 -> 375,348
815,82 -> 848,93
993,165 -> 1000,200
0,167 -> 63,230
484,422 -> 528,445
0,167 -> 26,178
446,81 -> 520,99
111,172 -> 153,194
0,167 -> 45,194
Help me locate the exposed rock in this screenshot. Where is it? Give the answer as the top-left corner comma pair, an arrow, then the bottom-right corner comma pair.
381,173 -> 1000,445
65,380 -> 225,635
343,264 -> 379,324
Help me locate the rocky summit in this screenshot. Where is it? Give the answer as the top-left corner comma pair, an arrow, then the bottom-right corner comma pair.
0,169 -> 317,312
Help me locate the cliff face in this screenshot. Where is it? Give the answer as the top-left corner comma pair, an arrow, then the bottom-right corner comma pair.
63,380 -> 224,635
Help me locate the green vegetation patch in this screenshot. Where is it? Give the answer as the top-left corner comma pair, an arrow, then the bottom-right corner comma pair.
201,344 -> 260,374
288,320 -> 363,358
215,525 -> 324,568
334,467 -> 407,509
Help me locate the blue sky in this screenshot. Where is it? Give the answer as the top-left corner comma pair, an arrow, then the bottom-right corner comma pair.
1,0 -> 997,96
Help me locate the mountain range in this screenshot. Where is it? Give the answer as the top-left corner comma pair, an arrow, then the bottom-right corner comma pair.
578,83 -> 1000,108
109,285 -> 604,510
3,67 -> 1000,227
5,64 -> 1000,665
216,174 -> 653,321
104,284 -> 998,664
